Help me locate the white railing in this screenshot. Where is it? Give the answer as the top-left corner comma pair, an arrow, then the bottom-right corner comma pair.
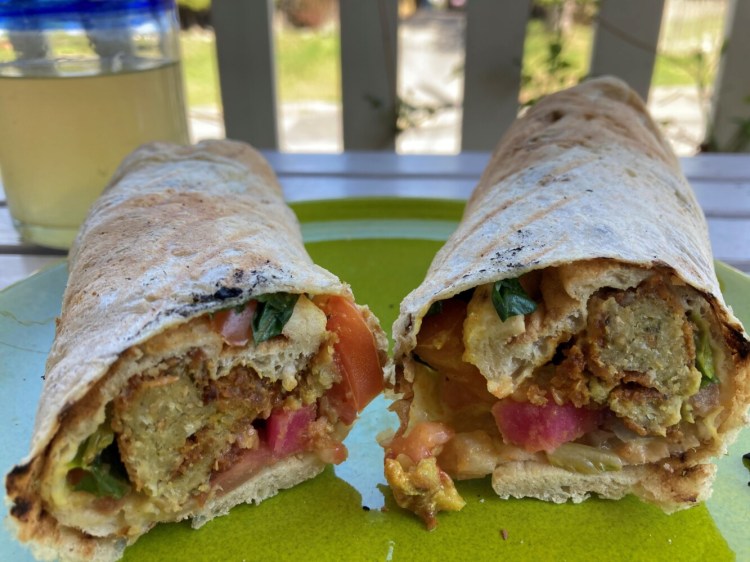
211,0 -> 750,152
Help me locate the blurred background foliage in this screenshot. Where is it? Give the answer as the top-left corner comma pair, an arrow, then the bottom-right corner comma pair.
175,0 -> 723,105
174,0 -> 732,153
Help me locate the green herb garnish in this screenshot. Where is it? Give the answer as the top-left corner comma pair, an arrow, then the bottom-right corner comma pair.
491,278 -> 537,322
252,293 -> 300,343
425,301 -> 443,318
691,311 -> 717,387
742,452 -> 750,471
72,460 -> 130,499
69,426 -> 130,499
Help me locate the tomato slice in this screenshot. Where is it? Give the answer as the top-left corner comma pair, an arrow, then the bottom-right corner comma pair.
267,404 -> 317,456
211,301 -> 257,346
325,383 -> 359,426
314,295 -> 383,423
492,398 -> 602,453
210,444 -> 273,495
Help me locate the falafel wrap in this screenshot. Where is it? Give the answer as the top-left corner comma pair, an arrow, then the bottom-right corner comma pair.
6,140 -> 388,560
382,77 -> 750,528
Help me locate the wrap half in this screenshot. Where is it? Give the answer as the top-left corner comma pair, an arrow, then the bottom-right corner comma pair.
6,140 -> 388,561
383,77 -> 750,528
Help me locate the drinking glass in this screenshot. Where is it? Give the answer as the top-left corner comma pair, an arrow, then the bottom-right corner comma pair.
0,0 -> 190,249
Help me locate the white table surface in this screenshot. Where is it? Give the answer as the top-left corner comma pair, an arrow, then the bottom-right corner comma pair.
2,151 -> 750,291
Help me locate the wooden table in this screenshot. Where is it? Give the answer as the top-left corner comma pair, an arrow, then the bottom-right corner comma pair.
2,152 -> 750,291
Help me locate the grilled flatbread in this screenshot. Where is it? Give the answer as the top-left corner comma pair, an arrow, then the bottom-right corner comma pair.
383,77 -> 750,528
6,140 -> 388,561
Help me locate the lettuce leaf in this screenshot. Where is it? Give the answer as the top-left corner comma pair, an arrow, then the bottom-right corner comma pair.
69,425 -> 130,499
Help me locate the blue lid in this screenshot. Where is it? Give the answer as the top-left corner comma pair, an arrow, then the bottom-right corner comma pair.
0,1 -> 176,29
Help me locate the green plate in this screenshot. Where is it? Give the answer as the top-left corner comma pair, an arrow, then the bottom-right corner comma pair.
1,198 -> 749,561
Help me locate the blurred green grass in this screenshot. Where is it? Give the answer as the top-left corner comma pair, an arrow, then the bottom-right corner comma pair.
276,28 -> 340,102
179,31 -> 219,108
179,27 -> 340,108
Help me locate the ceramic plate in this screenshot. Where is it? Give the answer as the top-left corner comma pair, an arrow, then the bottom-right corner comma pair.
1,198 -> 748,561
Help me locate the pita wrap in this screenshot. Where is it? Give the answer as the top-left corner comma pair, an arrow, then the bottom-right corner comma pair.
383,77 -> 750,528
5,140 -> 388,561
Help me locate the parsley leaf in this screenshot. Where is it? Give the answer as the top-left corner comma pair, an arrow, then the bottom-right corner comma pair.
252,293 -> 300,343
491,278 -> 537,322
425,301 -> 443,318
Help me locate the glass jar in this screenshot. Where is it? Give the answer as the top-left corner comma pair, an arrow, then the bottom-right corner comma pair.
0,0 -> 190,249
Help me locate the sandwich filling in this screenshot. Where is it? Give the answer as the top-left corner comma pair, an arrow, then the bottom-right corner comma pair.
29,294 -> 384,540
383,261 -> 736,528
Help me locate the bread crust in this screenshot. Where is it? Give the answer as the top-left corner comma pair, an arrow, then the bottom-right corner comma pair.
491,460 -> 715,510
6,454 -> 327,562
